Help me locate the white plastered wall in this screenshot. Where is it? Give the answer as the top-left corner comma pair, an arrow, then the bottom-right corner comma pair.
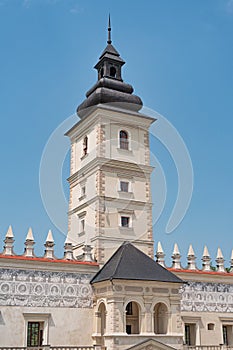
0,306 -> 94,347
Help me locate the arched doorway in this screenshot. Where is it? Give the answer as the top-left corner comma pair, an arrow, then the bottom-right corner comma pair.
125,301 -> 140,334
154,302 -> 168,334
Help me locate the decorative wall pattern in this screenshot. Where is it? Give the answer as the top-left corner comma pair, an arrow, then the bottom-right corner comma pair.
181,281 -> 233,312
0,268 -> 93,308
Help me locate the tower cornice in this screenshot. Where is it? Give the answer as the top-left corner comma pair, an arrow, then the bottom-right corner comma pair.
65,105 -> 156,139
69,196 -> 153,216
68,157 -> 154,185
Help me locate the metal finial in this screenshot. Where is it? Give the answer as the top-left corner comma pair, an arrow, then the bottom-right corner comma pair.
107,14 -> 112,44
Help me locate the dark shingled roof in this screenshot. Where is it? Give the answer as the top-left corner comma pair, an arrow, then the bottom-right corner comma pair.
90,242 -> 183,284
77,22 -> 143,118
99,43 -> 122,60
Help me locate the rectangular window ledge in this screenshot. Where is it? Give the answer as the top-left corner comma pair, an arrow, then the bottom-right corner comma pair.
78,231 -> 85,237
118,191 -> 133,198
117,148 -> 132,154
119,227 -> 134,234
80,153 -> 89,160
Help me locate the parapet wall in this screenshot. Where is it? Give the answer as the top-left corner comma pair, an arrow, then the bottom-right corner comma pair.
2,226 -> 233,274
1,225 -> 96,263
156,242 -> 233,273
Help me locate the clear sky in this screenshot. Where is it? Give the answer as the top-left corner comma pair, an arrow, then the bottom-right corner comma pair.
0,0 -> 232,267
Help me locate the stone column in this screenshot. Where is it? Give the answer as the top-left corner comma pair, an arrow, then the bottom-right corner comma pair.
143,300 -> 153,334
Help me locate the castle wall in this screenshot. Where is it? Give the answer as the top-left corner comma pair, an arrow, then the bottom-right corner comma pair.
2,238 -> 233,348
0,257 -> 98,347
172,270 -> 233,346
0,306 -> 93,346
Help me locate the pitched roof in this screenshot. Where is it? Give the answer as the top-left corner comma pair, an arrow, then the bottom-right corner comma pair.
99,43 -> 122,60
126,338 -> 177,350
90,242 -> 183,284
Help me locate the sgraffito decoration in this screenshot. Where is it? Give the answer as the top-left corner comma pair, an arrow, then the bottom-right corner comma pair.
0,268 -> 93,308
181,282 -> 233,312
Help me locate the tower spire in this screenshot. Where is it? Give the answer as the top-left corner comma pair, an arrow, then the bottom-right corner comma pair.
76,17 -> 143,117
107,14 -> 112,44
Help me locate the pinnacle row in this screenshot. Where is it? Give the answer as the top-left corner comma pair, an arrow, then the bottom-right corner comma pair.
156,241 -> 233,272
4,226 -> 54,243
1,226 -> 93,262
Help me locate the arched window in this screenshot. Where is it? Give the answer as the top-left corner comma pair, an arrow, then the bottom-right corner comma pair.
97,303 -> 106,345
154,302 -> 168,334
119,130 -> 129,150
110,66 -> 116,78
125,301 -> 140,334
83,136 -> 88,156
98,67 -> 104,80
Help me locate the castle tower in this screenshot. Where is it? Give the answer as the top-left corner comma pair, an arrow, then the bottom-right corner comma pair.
66,19 -> 155,264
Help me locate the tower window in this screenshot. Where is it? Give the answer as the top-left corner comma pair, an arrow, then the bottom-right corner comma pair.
119,130 -> 129,150
121,216 -> 129,228
80,219 -> 85,233
79,185 -> 86,200
120,181 -> 129,192
100,67 -> 104,78
81,186 -> 86,196
110,66 -> 116,78
83,136 -> 88,156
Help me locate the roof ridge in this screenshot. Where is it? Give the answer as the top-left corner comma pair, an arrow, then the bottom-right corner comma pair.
90,242 -> 127,283
110,242 -> 128,280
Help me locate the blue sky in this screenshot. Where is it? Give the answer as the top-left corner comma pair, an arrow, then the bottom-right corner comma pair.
0,0 -> 232,267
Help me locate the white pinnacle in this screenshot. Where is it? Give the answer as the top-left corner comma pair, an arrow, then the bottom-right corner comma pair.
157,241 -> 164,254
173,243 -> 180,255
6,225 -> 14,238
203,245 -> 210,257
46,229 -> 54,243
231,249 -> 233,261
65,235 -> 73,245
26,227 -> 34,241
188,244 -> 195,256
216,247 -> 223,259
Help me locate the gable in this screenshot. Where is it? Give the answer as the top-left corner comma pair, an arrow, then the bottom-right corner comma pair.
126,339 -> 177,350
